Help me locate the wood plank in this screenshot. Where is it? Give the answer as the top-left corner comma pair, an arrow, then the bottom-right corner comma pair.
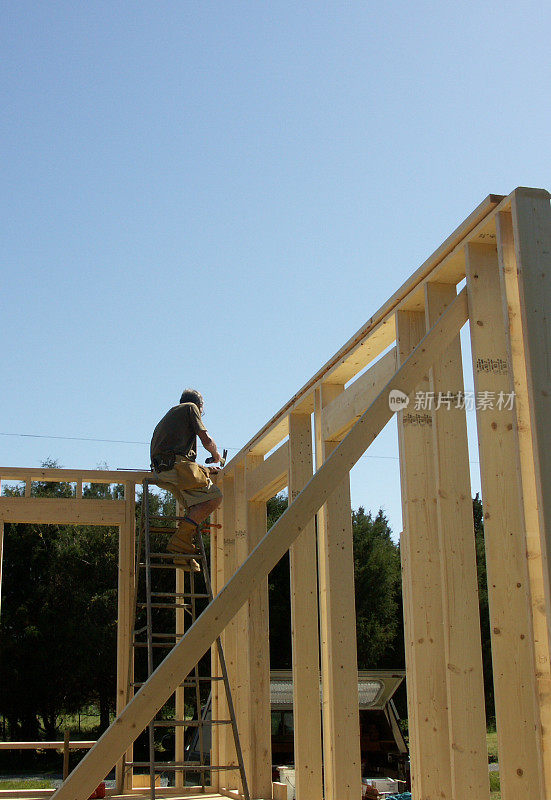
425,282 -> 489,799
0,468 -> 149,484
234,465 -> 249,796
0,742 -> 95,750
245,457 -> 272,800
210,505 -> 222,789
314,384 -> 339,799
272,783 -> 288,800
397,525 -> 420,790
497,209 -> 551,795
466,241 -> 544,800
220,475 -> 239,786
115,484 -> 136,791
0,498 -> 126,525
49,288 -> 469,800
288,413 -> 323,800
510,189 -> 551,648
246,443 -> 289,501
322,348 -> 397,441
395,309 -> 452,800
174,498 -> 186,790
315,405 -> 361,800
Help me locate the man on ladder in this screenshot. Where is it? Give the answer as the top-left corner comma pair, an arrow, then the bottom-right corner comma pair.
150,388 -> 223,570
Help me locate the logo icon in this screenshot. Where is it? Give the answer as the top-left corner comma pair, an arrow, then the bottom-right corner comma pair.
389,389 -> 410,413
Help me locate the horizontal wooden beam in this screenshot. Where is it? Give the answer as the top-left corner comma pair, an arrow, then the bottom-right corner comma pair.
49,288 -> 468,800
247,442 -> 289,500
322,348 -> 397,441
0,742 -> 95,750
0,498 -> 127,526
0,468 -> 150,484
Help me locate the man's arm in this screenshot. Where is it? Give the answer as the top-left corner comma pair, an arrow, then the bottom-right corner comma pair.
197,428 -> 222,464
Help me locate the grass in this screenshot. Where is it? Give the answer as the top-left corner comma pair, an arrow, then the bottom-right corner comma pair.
0,779 -> 54,789
487,729 -> 499,762
489,770 -> 500,798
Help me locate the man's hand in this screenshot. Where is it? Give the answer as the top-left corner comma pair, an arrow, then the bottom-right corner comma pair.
207,465 -> 221,475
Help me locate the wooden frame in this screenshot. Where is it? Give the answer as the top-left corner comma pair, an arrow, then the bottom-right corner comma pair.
1,187 -> 550,800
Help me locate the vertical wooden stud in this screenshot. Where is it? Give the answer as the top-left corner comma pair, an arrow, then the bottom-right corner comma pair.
63,730 -> 70,781
246,453 -> 272,800
466,241 -> 544,799
497,206 -> 551,795
174,499 -> 186,789
234,464 -> 250,794
314,384 -> 361,800
221,474 -> 239,787
395,309 -> 452,800
288,412 -> 323,800
425,282 -> 489,799
116,482 -> 136,791
510,190 -> 551,628
210,504 -> 221,789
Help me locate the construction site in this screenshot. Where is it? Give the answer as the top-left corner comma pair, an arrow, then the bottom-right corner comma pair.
1,186 -> 550,800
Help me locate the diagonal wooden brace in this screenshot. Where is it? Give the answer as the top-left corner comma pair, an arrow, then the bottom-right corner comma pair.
51,288 -> 468,800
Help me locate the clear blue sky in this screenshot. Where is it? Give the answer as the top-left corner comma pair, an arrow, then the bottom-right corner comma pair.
2,1 -> 550,534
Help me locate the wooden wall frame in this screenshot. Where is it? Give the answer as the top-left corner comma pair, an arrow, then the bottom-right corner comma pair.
1,187 -> 550,800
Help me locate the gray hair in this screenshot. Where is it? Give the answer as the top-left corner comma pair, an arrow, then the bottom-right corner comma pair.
179,388 -> 204,412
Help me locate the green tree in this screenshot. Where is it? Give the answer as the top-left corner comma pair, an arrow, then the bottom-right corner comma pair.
265,495 -> 405,671
353,507 -> 404,669
267,495 -> 291,668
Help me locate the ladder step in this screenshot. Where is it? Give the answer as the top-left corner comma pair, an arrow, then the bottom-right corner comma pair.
134,643 -> 183,649
152,592 -> 210,599
137,602 -> 190,610
140,563 -> 199,570
148,527 -> 178,534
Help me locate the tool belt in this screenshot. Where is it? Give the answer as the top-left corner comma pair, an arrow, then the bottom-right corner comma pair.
152,452 -> 211,491
151,451 -> 176,473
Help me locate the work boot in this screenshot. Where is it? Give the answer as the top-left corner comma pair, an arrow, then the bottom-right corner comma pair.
172,554 -> 201,572
167,517 -> 199,555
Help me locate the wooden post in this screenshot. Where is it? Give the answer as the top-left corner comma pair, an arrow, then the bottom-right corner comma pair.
234,464 -> 250,795
174,499 -> 186,790
466,242 -> 544,799
510,189 -> 551,627
315,384 -> 361,800
288,413 -> 323,800
497,205 -> 551,795
246,454 -> 272,800
221,474 -> 239,787
63,730 -> 70,781
48,289 -> 469,800
115,482 -> 135,791
425,282 -> 489,799
211,504 -> 222,789
395,309 -> 452,800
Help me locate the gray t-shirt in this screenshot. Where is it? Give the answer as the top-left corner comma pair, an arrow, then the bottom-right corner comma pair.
150,402 -> 206,462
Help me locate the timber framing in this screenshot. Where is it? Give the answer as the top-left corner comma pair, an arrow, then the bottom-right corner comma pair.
1,187 -> 550,800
